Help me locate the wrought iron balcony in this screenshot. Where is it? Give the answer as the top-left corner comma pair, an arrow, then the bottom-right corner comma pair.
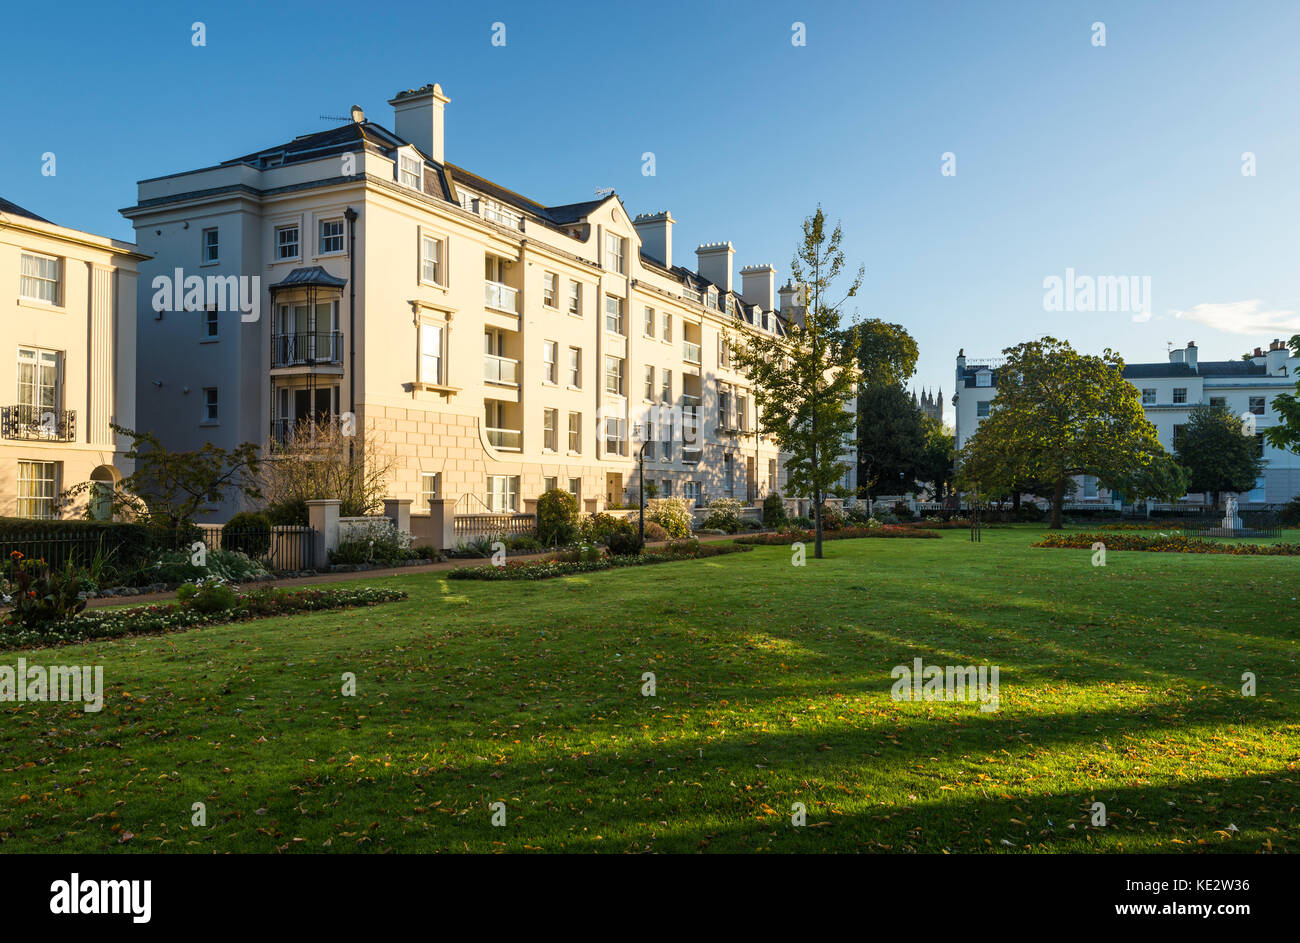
1,405 -> 76,442
272,331 -> 344,367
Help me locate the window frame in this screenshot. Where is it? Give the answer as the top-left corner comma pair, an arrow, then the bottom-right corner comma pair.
568,411 -> 582,453
275,224 -> 300,261
16,459 -> 59,520
201,227 -> 220,265
319,218 -> 345,256
202,387 -> 219,424
19,252 -> 62,306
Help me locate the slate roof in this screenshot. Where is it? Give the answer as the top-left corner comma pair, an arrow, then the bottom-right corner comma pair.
0,197 -> 51,223
216,118 -> 781,329
1122,360 -> 1267,379
269,266 -> 349,291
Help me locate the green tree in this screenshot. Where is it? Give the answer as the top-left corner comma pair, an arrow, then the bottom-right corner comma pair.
1174,404 -> 1264,509
728,206 -> 861,558
857,384 -> 926,499
1262,334 -> 1300,454
917,417 -> 955,500
855,320 -> 918,388
1101,446 -> 1190,508
955,337 -> 1162,528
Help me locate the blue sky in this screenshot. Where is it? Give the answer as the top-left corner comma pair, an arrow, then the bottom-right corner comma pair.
5,0 -> 1300,419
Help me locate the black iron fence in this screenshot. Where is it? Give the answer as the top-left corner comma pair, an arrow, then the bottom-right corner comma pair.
0,524 -> 316,580
171,526 -> 317,571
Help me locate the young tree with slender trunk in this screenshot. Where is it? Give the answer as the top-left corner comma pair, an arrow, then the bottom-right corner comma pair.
728,207 -> 862,558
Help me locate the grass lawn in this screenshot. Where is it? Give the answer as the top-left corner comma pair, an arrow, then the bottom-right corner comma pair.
2,525 -> 1296,853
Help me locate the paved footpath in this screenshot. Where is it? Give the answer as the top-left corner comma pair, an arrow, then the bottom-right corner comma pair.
84,533 -> 747,610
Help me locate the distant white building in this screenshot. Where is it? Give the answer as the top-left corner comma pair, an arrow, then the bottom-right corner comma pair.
952,339 -> 1300,508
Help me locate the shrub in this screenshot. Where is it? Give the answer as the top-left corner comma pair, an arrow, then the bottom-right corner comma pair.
648,498 -> 693,538
536,488 -> 580,546
762,494 -> 788,528
1,554 -> 88,628
892,500 -> 913,521
702,498 -> 746,533
176,578 -> 238,613
606,531 -> 644,555
579,512 -> 632,545
264,500 -> 309,526
643,521 -> 669,541
790,515 -> 813,530
223,511 -> 272,556
846,505 -> 873,525
820,503 -> 847,530
0,517 -> 153,579
1014,503 -> 1047,522
1280,495 -> 1300,526
330,519 -> 412,566
205,549 -> 271,582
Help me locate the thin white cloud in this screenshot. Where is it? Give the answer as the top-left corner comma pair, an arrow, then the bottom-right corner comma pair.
1170,300 -> 1300,335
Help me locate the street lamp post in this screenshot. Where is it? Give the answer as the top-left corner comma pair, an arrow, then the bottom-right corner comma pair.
634,420 -> 646,546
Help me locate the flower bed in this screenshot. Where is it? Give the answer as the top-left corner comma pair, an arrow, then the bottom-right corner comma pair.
735,525 -> 941,545
1033,532 -> 1300,555
1,585 -> 407,649
448,541 -> 752,581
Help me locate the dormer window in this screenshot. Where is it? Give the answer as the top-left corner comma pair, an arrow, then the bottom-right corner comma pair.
706,287 -> 718,309
975,371 -> 991,387
399,153 -> 423,189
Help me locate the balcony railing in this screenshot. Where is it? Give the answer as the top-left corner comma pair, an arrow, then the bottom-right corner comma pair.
272,331 -> 343,367
486,426 -> 522,450
683,340 -> 702,364
484,281 -> 519,313
1,405 -> 76,442
483,354 -> 520,385
270,415 -> 342,447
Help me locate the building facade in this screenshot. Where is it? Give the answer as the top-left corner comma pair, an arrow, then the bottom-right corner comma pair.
0,198 -> 143,519
122,84 -> 828,523
953,340 -> 1300,506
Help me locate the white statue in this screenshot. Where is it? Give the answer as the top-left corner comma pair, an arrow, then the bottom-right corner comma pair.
1222,495 -> 1241,530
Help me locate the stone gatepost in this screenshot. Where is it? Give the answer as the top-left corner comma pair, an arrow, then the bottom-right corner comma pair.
383,498 -> 413,535
427,498 -> 457,550
306,499 -> 342,563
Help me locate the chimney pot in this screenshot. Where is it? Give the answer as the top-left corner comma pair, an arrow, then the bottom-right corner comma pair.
388,83 -> 451,163
632,211 -> 674,268
739,263 -> 776,312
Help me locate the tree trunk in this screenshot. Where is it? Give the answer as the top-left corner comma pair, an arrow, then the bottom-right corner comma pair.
1012,491 -> 1022,512
1050,478 -> 1066,529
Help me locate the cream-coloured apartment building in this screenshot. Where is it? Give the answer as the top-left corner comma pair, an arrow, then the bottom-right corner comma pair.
122,84 -> 832,523
0,198 -> 143,519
